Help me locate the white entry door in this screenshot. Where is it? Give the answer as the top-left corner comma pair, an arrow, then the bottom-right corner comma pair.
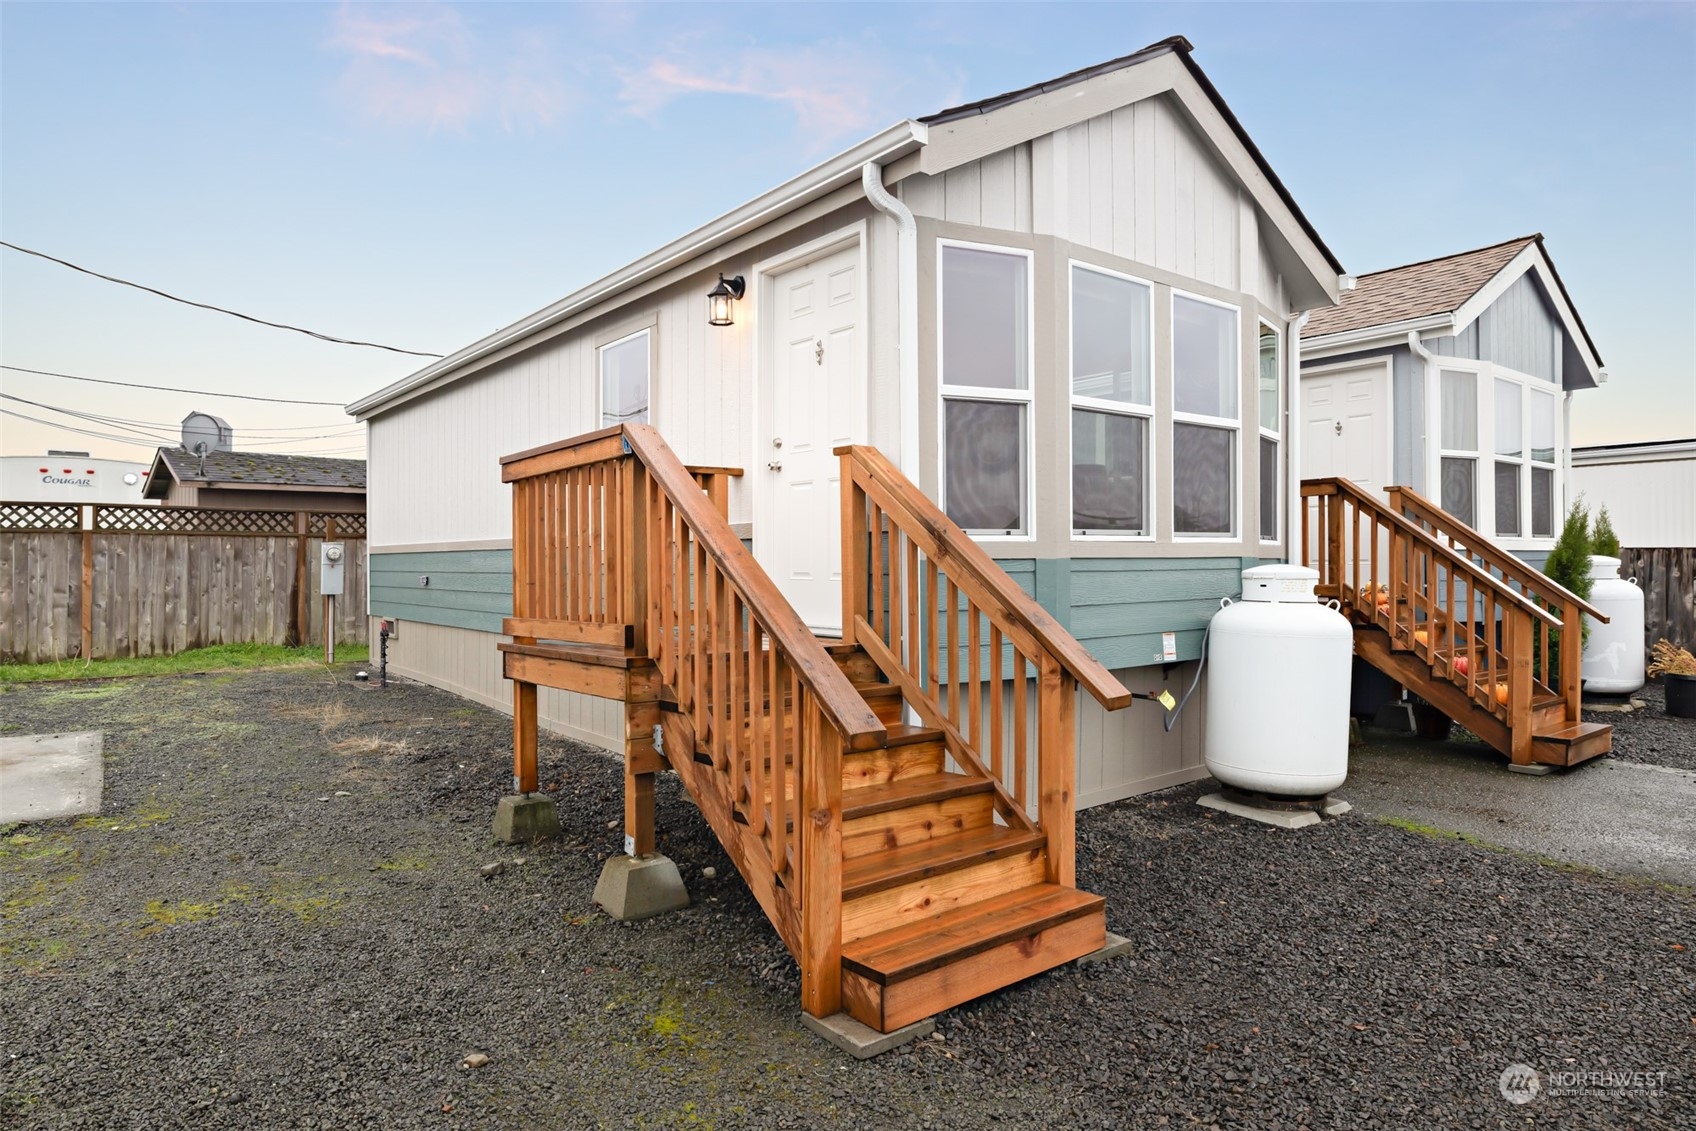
1302,360 -> 1393,585
1302,362 -> 1392,493
756,243 -> 863,634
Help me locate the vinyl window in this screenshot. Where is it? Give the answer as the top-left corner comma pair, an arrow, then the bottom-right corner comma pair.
940,242 -> 1032,536
600,330 -> 651,427
1069,262 -> 1153,537
1439,368 -> 1478,528
1171,292 -> 1239,537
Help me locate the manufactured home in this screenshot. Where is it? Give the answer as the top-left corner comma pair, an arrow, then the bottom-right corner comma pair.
350,36 -> 1346,809
1299,234 -> 1606,568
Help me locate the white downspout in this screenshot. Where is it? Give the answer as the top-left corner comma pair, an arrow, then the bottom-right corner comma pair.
1284,310 -> 1310,564
1562,389 -> 1574,511
861,162 -> 920,478
1407,330 -> 1436,496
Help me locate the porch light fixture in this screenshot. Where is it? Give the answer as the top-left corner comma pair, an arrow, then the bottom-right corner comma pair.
707,273 -> 745,327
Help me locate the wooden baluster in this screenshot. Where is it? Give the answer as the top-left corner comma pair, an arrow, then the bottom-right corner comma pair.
905,537 -> 920,677
511,478 -> 529,621
925,557 -> 940,701
888,530 -> 905,667
844,469 -> 868,646
1012,652 -> 1029,810
692,534 -> 706,738
624,460 -> 646,653
1387,527 -> 1403,645
798,695 -> 843,1020
1445,556 -> 1457,679
709,561 -> 726,769
872,503 -> 886,641
1370,515 -> 1381,605
967,603 -> 982,748
770,653 -> 789,878
587,465 -> 602,620
946,577 -> 961,729
1327,492 -> 1343,594
1037,654 -> 1076,887
1301,491 -> 1312,570
747,623 -> 767,835
730,591 -> 746,803
989,624 -> 1004,787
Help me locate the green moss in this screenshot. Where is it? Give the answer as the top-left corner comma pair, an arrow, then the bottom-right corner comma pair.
144,898 -> 219,925
75,798 -> 172,833
375,853 -> 431,872
0,642 -> 370,685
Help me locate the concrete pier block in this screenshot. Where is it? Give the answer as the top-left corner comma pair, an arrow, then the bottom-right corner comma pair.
491,793 -> 561,844
593,853 -> 690,920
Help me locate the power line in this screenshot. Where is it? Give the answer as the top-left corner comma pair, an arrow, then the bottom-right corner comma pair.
2,364 -> 348,406
0,394 -> 364,446
3,408 -> 368,458
1,241 -> 444,359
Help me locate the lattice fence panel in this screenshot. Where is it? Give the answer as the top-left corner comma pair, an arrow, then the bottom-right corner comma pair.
0,502 -> 80,532
94,505 -> 297,535
308,513 -> 366,538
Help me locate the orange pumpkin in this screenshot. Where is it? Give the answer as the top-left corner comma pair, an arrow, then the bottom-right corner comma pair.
1494,682 -> 1510,706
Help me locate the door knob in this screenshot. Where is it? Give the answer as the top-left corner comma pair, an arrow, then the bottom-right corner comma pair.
772,437 -> 783,448
1334,421 -> 1343,434
767,461 -> 783,472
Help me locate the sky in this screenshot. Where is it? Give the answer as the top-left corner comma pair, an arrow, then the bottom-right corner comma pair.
2,1 -> 1692,465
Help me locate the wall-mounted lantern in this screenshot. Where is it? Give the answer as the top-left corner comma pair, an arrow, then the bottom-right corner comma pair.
707,273 -> 745,327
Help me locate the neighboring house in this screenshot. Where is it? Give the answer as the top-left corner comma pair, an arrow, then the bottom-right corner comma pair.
1299,235 -> 1605,567
143,448 -> 366,513
349,36 -> 1346,808
1571,438 -> 1696,550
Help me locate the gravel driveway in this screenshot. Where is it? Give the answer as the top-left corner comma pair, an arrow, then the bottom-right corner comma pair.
1587,681 -> 1696,772
2,667 -> 1690,1129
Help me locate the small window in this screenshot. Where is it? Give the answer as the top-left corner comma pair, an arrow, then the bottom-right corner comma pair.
1493,378 -> 1522,537
1495,460 -> 1521,536
1070,264 -> 1152,536
1172,293 -> 1239,537
1440,370 -> 1479,528
600,330 -> 650,427
1531,466 -> 1554,538
1529,390 -> 1557,537
1441,457 -> 1477,528
941,244 -> 1031,535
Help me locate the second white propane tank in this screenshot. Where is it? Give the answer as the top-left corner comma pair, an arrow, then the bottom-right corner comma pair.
1204,564 -> 1353,795
1582,555 -> 1646,694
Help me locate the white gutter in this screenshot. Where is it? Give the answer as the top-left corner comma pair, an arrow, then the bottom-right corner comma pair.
1302,312 -> 1454,356
860,163 -> 920,477
1284,310 -> 1309,564
1407,331 -> 1435,495
348,120 -> 929,419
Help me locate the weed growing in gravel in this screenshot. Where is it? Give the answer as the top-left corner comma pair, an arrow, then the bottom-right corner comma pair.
75,797 -> 172,833
143,898 -> 220,926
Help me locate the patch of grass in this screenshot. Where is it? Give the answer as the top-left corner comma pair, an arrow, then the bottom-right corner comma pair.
0,642 -> 369,684
1378,815 -> 1498,850
75,797 -> 172,833
143,897 -> 219,926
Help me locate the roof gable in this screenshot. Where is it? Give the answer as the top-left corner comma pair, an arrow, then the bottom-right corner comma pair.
1305,236 -> 1534,338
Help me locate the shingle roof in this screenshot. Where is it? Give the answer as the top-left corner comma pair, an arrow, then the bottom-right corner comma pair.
153,448 -> 366,490
1304,236 -> 1538,338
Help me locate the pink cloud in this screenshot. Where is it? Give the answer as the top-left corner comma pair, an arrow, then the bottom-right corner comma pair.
621,41 -> 949,142
326,3 -> 569,132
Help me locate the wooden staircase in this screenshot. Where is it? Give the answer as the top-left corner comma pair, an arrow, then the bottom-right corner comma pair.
1301,478 -> 1612,770
498,425 -> 1131,1033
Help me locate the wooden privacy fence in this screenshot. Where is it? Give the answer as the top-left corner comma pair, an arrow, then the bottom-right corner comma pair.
1620,548 -> 1696,657
0,502 -> 367,663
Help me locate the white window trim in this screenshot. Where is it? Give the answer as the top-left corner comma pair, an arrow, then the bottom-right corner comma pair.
937,237 -> 1036,542
1170,287 -> 1242,542
1068,258 -> 1156,543
1257,319 -> 1281,546
598,327 -> 653,429
1426,355 -> 1563,551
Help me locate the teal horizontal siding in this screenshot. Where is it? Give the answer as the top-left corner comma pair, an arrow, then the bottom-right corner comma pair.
371,549 -> 512,634
373,546 -> 1275,670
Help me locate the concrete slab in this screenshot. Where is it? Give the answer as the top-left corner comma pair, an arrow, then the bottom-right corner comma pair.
1346,734 -> 1696,886
0,732 -> 103,824
1075,931 -> 1133,968
800,1011 -> 935,1059
1197,792 -> 1321,829
593,853 -> 689,920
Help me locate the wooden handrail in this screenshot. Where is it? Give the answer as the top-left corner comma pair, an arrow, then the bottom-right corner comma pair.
1302,479 -> 1561,629
627,426 -> 885,749
1386,486 -> 1609,623
837,444 -> 1132,710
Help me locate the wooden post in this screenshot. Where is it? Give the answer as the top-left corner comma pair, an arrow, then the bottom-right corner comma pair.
1325,490 -> 1344,598
623,665 -> 663,856
625,459 -> 650,656
80,505 -> 94,661
291,511 -> 308,647
1560,597 -> 1583,723
841,461 -> 866,646
1507,614 -> 1534,765
798,699 -> 843,1019
513,679 -> 539,793
1036,655 -> 1077,887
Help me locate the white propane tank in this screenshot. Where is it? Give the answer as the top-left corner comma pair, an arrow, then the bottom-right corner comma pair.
1204,564 -> 1353,795
1581,555 -> 1645,694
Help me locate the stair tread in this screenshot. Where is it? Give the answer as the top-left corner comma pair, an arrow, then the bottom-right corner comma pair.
881,723 -> 943,748
842,883 -> 1104,984
841,772 -> 993,821
842,823 -> 1044,900
1534,720 -> 1613,742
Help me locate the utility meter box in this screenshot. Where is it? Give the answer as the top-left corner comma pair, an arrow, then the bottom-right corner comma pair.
321,542 -> 346,596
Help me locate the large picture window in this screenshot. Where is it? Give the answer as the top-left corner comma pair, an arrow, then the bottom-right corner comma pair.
940,243 -> 1031,535
600,330 -> 650,427
1070,263 -> 1152,536
1172,292 -> 1239,536
1439,369 -> 1478,528
1257,323 -> 1280,542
